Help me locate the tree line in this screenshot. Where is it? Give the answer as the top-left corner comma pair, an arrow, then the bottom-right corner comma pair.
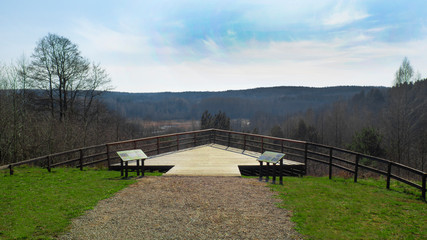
101,86 -> 379,120
242,58 -> 425,172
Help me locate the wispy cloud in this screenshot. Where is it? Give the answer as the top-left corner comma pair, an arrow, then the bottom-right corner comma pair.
74,19 -> 149,55
1,0 -> 427,92
104,35 -> 427,92
322,1 -> 370,26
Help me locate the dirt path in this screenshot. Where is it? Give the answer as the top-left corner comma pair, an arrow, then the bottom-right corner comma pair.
59,176 -> 302,240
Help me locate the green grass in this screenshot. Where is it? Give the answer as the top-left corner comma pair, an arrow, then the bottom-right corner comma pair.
0,166 -> 161,239
270,176 -> 426,240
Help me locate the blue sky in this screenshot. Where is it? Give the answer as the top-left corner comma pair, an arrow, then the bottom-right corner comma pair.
1,0 -> 426,92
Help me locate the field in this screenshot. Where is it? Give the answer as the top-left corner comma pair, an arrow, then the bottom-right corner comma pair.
132,119 -> 200,132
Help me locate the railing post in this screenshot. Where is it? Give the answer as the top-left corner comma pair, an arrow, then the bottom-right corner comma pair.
243,135 -> 247,151
193,133 -> 197,147
354,154 -> 360,183
213,130 -> 216,144
422,174 -> 426,201
9,164 -> 13,175
106,144 -> 111,170
386,161 -> 392,189
157,138 -> 160,155
133,141 -> 137,149
304,143 -> 308,167
177,135 -> 180,150
79,149 -> 83,171
281,140 -> 284,153
328,148 -> 333,179
228,132 -> 231,147
261,137 -> 264,153
47,155 -> 51,172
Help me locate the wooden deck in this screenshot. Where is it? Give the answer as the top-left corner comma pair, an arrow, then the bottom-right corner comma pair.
115,144 -> 305,176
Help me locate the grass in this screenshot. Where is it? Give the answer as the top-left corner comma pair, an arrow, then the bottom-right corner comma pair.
0,166 -> 161,239
270,176 -> 426,240
1,168 -> 425,239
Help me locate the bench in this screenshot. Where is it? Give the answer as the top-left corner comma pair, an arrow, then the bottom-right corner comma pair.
257,151 -> 286,185
117,149 -> 148,178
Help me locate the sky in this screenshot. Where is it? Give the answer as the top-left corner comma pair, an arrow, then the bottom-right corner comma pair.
1,0 -> 427,92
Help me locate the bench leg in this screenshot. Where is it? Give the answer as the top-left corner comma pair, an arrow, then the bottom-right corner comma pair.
121,160 -> 124,177
280,159 -> 283,185
136,160 -> 140,176
266,162 -> 270,182
125,162 -> 128,178
272,163 -> 276,184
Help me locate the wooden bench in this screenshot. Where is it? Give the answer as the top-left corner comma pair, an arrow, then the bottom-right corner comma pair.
257,151 -> 286,185
117,149 -> 148,178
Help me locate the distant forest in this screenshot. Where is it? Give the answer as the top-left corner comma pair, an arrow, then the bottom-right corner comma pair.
101,86 -> 385,120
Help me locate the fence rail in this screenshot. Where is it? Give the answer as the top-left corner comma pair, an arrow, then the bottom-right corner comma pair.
1,129 -> 426,200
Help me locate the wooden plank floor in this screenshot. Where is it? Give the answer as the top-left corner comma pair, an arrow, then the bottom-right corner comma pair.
149,144 -> 258,176
122,144 -> 304,176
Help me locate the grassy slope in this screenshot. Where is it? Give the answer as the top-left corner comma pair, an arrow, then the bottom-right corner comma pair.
271,176 -> 426,240
0,167 -> 160,239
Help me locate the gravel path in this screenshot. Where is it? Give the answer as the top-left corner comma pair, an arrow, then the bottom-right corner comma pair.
59,176 -> 302,240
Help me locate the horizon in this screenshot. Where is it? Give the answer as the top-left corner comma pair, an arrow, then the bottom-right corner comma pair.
1,1 -> 426,92
106,84 -> 389,94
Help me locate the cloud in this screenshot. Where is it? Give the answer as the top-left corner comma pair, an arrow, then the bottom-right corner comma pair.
104,35 -> 427,92
322,1 -> 370,26
74,19 -> 149,55
53,1 -> 427,92
202,38 -> 221,54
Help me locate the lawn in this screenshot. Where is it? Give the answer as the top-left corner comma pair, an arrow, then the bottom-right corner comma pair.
0,166 -> 160,239
271,176 -> 426,240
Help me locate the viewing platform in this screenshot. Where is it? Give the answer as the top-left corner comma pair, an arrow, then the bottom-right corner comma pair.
110,144 -> 306,176
3,128 -> 425,199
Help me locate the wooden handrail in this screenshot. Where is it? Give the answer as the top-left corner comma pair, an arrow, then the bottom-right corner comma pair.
211,129 -> 426,200
1,128 -> 425,200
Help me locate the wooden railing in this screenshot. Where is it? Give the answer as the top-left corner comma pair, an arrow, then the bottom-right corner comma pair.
1,129 -> 426,200
0,129 -> 212,175
211,129 -> 426,200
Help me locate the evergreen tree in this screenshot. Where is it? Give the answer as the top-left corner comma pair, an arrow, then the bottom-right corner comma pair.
349,127 -> 385,158
201,110 -> 212,129
200,110 -> 230,130
270,125 -> 284,138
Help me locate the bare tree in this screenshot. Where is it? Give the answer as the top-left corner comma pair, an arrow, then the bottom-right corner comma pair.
386,77 -> 413,164
394,57 -> 413,86
31,33 -> 90,121
0,57 -> 31,164
80,63 -> 112,145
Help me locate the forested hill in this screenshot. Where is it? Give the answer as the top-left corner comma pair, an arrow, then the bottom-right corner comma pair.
101,86 -> 386,120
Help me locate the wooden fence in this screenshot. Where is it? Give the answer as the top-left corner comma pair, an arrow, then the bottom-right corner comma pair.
0,129 -> 212,174
212,129 -> 426,200
1,129 -> 426,200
